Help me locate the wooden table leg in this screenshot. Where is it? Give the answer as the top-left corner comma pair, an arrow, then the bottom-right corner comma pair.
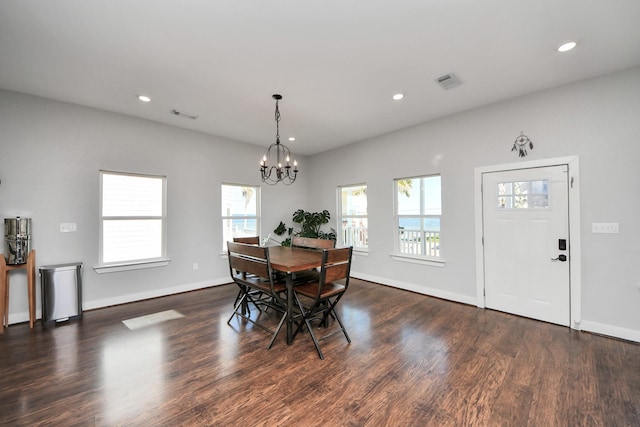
0,259 -> 6,333
27,250 -> 36,328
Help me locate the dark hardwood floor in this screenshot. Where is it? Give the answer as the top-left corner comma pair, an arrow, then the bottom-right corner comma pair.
1,278 -> 639,426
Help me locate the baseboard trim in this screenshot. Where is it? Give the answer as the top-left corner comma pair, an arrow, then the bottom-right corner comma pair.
6,277 -> 231,326
350,270 -> 477,306
9,273 -> 638,344
580,320 -> 640,344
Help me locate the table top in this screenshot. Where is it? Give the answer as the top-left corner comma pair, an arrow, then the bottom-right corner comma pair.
267,246 -> 323,273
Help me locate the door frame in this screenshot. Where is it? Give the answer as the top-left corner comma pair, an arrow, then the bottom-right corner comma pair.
474,156 -> 582,330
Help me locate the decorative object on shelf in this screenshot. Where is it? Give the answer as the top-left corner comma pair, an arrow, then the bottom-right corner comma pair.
512,131 -> 534,157
4,217 -> 31,265
260,94 -> 298,185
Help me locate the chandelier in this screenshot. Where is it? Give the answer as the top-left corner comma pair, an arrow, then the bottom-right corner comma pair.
260,94 -> 298,185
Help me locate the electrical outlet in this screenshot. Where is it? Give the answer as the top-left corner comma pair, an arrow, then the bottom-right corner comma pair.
193,263 -> 199,270
591,223 -> 619,234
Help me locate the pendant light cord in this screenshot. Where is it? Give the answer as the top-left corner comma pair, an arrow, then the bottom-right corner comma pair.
274,99 -> 281,143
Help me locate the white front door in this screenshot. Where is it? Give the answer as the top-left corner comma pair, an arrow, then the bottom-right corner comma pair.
482,165 -> 570,326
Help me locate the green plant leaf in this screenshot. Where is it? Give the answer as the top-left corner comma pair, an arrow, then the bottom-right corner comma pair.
292,209 -> 306,224
274,221 -> 287,236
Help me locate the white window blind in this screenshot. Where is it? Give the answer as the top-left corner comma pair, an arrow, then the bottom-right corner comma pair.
100,171 -> 166,265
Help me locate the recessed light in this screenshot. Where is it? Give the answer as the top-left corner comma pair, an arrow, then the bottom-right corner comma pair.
392,93 -> 404,101
558,41 -> 577,52
288,137 -> 296,142
137,95 -> 151,102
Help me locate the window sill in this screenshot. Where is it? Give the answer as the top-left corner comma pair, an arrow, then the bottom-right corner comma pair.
352,248 -> 369,257
93,258 -> 171,274
390,253 -> 446,268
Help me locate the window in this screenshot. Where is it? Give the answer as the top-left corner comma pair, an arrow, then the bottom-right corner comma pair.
395,175 -> 441,258
338,184 -> 368,250
221,183 -> 260,250
497,179 -> 549,209
99,171 -> 167,270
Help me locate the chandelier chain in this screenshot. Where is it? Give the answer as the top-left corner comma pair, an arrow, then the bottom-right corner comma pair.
275,99 -> 280,142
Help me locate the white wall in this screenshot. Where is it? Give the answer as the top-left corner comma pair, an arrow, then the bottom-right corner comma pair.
0,90 -> 308,322
308,66 -> 640,342
2,67 -> 639,342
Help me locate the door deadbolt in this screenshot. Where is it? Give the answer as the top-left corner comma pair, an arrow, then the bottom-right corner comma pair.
551,254 -> 567,262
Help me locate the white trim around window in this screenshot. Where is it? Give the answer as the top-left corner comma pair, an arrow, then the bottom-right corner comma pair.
95,170 -> 169,274
337,183 -> 368,252
392,174 -> 444,266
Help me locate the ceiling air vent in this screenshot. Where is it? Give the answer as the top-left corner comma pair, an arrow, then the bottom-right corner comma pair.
435,73 -> 462,90
171,109 -> 199,120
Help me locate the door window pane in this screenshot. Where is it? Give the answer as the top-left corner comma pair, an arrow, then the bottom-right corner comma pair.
496,179 -> 549,209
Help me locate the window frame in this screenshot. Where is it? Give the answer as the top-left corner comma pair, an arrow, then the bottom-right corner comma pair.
221,182 -> 261,252
95,170 -> 169,274
392,174 -> 445,267
337,183 -> 368,252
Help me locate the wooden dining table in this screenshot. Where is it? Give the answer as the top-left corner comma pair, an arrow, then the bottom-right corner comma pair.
267,245 -> 323,345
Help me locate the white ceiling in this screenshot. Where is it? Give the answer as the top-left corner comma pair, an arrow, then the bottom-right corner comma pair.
1,1 -> 640,156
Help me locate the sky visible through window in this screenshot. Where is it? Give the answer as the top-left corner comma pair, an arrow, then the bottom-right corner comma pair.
397,176 -> 441,231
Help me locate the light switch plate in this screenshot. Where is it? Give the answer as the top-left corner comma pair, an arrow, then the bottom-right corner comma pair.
591,223 -> 619,234
60,222 -> 77,232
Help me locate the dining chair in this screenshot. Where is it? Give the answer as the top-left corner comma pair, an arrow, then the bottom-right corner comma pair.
231,236 -> 262,307
291,236 -> 335,250
226,242 -> 288,349
293,246 -> 353,359
290,236 -> 336,284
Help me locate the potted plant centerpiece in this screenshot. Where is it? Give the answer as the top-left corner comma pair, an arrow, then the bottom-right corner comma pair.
273,209 -> 337,246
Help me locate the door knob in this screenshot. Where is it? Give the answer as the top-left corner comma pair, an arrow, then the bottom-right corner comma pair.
551,254 -> 567,262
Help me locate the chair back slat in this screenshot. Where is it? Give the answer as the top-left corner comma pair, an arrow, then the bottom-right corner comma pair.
318,247 -> 352,291
325,247 -> 351,264
229,254 -> 270,279
228,241 -> 267,259
324,262 -> 350,283
233,236 -> 260,245
292,236 -> 335,250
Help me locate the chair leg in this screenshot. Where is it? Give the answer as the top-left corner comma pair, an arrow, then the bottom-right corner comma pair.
227,292 -> 249,324
328,300 -> 351,343
306,317 -> 324,360
233,288 -> 249,315
293,293 -> 325,360
267,312 -> 287,350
